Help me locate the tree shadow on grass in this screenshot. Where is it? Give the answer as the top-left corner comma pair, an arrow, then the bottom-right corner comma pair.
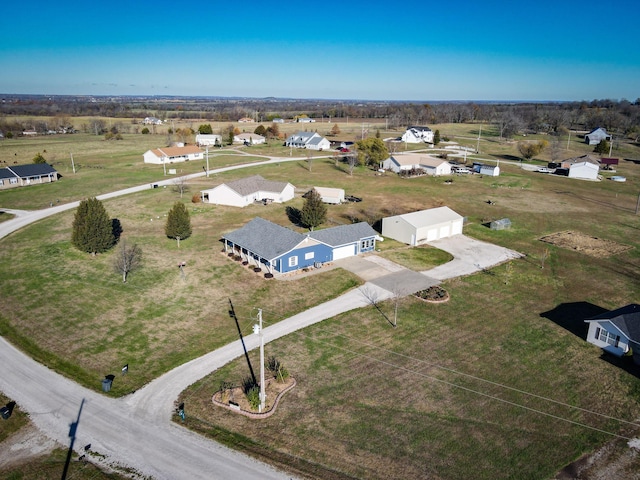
286,206 -> 302,227
540,301 -> 608,340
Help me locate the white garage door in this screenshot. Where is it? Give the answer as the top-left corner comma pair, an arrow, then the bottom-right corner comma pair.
451,220 -> 463,235
333,244 -> 356,260
439,225 -> 450,238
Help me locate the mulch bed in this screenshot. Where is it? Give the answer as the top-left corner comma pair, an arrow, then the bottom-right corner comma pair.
539,231 -> 632,258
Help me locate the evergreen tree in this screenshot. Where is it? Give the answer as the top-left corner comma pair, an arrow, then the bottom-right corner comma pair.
198,124 -> 213,134
32,152 -> 47,163
593,139 -> 609,155
300,188 -> 327,231
433,129 -> 441,145
165,202 -> 192,246
71,197 -> 115,254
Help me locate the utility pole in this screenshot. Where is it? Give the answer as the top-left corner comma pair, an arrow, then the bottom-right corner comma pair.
70,152 -> 76,174
608,134 -> 613,157
476,124 -> 482,153
205,146 -> 209,177
253,309 -> 266,413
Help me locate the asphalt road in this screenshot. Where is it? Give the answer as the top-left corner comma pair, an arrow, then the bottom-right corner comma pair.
0,155 -> 522,478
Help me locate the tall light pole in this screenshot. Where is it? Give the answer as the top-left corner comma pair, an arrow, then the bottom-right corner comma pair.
253,309 -> 266,412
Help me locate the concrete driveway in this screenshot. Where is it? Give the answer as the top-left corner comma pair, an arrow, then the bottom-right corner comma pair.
337,234 -> 522,292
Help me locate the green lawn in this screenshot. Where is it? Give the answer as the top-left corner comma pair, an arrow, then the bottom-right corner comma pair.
1,121 -> 640,478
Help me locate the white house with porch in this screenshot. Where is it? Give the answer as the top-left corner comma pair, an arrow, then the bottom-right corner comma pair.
285,131 -> 331,151
401,126 -> 434,144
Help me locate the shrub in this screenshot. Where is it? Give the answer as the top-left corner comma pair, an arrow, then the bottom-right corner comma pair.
246,386 -> 260,410
141,127 -> 150,134
191,193 -> 201,203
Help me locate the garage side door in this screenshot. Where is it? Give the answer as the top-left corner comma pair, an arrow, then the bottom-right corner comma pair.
332,244 -> 356,260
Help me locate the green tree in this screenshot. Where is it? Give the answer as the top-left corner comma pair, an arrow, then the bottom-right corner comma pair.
254,125 -> 267,136
356,137 -> 389,167
141,127 -> 150,134
300,188 -> 327,231
71,197 -> 115,255
433,129 -> 441,145
517,140 -> 548,161
593,139 -> 610,154
198,124 -> 213,134
165,202 -> 192,247
32,152 -> 47,164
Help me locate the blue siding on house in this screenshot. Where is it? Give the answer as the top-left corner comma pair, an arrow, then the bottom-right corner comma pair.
276,243 -> 333,273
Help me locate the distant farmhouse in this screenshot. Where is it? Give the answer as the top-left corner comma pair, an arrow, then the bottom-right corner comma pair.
200,174 -> 295,207
222,217 -> 378,274
0,163 -> 58,190
143,117 -> 163,125
401,126 -> 434,144
238,117 -> 255,123
285,131 -> 330,151
584,127 -> 612,145
143,146 -> 204,164
381,153 -> 452,176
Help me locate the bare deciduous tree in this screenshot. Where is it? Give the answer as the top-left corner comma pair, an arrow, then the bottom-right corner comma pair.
113,240 -> 142,283
173,177 -> 189,198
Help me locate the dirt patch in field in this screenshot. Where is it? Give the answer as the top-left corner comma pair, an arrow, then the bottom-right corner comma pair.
540,231 -> 633,258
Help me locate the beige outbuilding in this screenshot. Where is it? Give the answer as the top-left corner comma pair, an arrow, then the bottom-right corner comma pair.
382,206 -> 463,246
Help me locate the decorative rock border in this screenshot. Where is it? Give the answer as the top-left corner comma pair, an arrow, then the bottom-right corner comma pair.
212,378 -> 297,419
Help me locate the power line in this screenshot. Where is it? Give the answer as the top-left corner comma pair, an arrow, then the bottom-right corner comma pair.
281,326 -> 639,440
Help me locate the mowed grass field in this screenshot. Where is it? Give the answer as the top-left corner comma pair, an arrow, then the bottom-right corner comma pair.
1,120 -> 640,478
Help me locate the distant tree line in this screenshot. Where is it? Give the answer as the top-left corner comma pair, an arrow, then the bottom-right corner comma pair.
1,94 -> 640,142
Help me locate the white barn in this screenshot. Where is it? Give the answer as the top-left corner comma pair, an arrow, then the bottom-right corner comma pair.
382,206 -> 464,246
143,145 -> 204,164
200,174 -> 295,207
310,186 -> 345,204
234,133 -> 266,145
569,161 -> 599,180
196,134 -> 222,146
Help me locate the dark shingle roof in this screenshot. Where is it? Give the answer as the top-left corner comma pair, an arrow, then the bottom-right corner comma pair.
6,163 -> 57,177
225,175 -> 290,196
310,222 -> 377,247
587,304 -> 640,342
222,217 -> 305,260
222,218 -> 378,260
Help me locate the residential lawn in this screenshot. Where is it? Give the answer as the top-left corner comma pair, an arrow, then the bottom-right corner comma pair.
1,119 -> 640,478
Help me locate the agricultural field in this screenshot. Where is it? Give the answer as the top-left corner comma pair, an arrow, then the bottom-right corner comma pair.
1,119 -> 640,478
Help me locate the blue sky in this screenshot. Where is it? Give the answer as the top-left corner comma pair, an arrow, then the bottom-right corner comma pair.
1,0 -> 638,101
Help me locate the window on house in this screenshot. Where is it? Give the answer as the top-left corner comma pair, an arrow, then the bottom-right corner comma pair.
305,252 -> 314,260
9,178 -> 18,184
288,256 -> 298,267
361,239 -> 373,250
598,328 -> 619,347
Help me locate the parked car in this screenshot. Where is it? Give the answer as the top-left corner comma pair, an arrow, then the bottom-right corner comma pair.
537,167 -> 554,173
453,166 -> 470,174
339,147 -> 350,153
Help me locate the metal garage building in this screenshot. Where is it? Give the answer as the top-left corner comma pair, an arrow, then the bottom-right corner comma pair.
382,207 -> 464,246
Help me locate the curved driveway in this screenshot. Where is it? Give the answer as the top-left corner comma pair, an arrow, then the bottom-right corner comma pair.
0,155 -> 521,478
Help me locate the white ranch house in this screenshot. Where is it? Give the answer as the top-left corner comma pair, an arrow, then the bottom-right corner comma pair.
143,146 -> 204,164
285,131 -> 331,151
382,206 -> 464,246
401,126 -> 434,144
200,174 -> 295,207
381,154 -> 452,176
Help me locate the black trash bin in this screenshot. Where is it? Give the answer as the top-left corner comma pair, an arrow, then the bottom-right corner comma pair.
0,406 -> 11,420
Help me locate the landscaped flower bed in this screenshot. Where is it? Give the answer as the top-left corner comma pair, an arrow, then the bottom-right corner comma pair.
414,286 -> 449,303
